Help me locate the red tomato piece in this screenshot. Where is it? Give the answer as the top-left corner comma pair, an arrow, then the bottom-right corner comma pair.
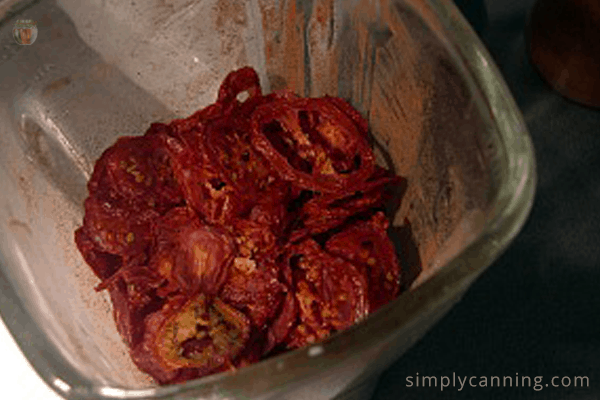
265,290 -> 298,353
250,97 -> 375,193
325,212 -> 401,312
289,166 -> 404,240
150,207 -> 235,296
221,258 -> 285,329
230,181 -> 291,259
284,239 -> 369,349
131,293 -> 251,385
217,66 -> 262,107
158,126 -> 244,226
105,268 -> 165,347
81,196 -> 158,262
203,116 -> 281,212
87,134 -> 183,214
74,227 -> 122,280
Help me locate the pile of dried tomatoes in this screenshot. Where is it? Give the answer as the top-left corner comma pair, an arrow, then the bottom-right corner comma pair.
75,67 -> 407,385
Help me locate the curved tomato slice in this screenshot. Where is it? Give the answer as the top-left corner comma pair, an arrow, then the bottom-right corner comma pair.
203,116 -> 280,211
158,127 -> 243,226
250,97 -> 375,193
292,166 -> 404,239
131,293 -> 251,385
161,117 -> 282,227
265,290 -> 298,353
230,181 -> 291,259
217,66 -> 262,109
325,212 -> 401,312
74,227 -> 122,280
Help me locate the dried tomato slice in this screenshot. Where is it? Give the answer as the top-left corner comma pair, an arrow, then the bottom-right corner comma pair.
250,97 -> 375,193
87,134 -> 183,214
157,126 -> 243,226
161,116 -> 282,226
74,227 -> 122,280
221,258 -> 285,329
131,293 -> 251,385
322,96 -> 370,136
105,268 -> 165,347
284,239 -> 369,349
81,196 -> 157,262
202,116 -> 280,211
292,166 -> 404,239
325,212 -> 401,312
217,66 -> 262,109
150,207 -> 235,296
230,181 -> 292,259
265,290 -> 298,353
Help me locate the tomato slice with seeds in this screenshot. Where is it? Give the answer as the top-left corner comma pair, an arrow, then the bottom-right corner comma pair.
87,134 -> 183,214
203,116 -> 280,209
221,258 -> 285,329
292,166 -> 404,239
325,212 -> 401,312
284,239 -> 369,349
81,196 -> 157,262
131,293 -> 251,385
250,97 -> 375,193
230,181 -> 292,258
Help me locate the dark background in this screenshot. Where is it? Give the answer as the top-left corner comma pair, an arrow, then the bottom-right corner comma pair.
374,0 -> 600,399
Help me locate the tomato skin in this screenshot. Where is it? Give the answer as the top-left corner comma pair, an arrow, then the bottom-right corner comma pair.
217,66 -> 262,108
75,67 -> 408,385
106,269 -> 165,348
80,196 -> 158,264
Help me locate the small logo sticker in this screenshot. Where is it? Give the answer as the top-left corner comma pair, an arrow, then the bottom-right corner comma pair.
13,19 -> 38,45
